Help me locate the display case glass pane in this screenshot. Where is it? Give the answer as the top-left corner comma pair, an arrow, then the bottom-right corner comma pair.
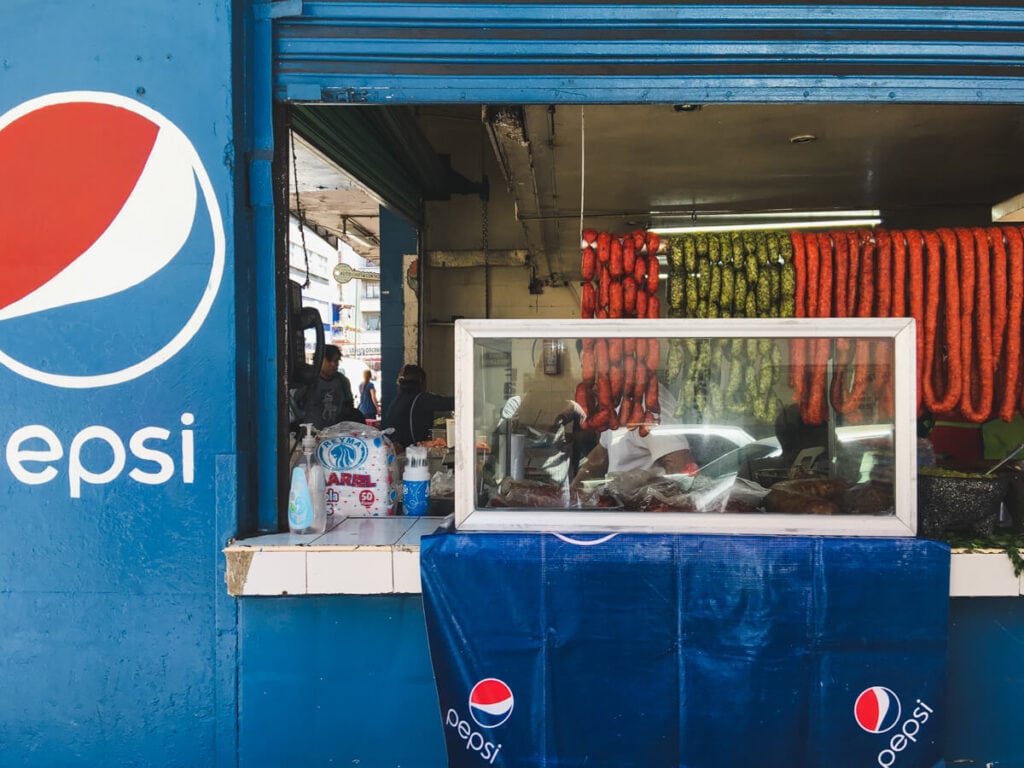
454,318 -> 916,535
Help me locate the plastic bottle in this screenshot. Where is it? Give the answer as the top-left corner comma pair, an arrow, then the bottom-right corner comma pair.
402,445 -> 431,516
288,423 -> 328,534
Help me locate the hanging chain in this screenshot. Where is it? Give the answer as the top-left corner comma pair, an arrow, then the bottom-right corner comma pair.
481,177 -> 491,318
290,130 -> 312,288
481,194 -> 489,254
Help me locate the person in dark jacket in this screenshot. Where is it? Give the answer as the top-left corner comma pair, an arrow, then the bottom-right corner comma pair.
294,345 -> 359,429
382,363 -> 454,450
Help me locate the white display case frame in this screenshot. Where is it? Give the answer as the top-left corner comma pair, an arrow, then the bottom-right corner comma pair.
453,318 -> 917,536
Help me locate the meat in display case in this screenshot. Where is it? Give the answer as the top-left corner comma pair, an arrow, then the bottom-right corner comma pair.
452,318 -> 917,535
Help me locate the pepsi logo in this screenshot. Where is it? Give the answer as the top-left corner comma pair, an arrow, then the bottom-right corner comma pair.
468,678 -> 514,729
854,686 -> 902,734
0,91 -> 224,388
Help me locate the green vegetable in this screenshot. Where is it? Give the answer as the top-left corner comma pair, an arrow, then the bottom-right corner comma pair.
946,532 -> 1024,577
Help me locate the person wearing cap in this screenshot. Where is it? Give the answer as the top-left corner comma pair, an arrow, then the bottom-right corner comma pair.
381,364 -> 455,451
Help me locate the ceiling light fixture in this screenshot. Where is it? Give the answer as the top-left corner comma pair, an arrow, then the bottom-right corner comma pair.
648,209 -> 881,234
649,217 -> 881,235
789,134 -> 818,144
340,216 -> 380,250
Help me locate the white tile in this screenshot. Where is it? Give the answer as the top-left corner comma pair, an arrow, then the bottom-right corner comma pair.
307,549 -> 394,594
313,516 -> 415,547
950,552 -> 1021,597
393,549 -> 423,593
241,550 -> 307,596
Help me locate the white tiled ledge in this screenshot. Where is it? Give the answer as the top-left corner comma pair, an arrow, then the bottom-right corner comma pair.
948,550 -> 1024,597
224,516 -> 448,597
223,522 -> 1024,598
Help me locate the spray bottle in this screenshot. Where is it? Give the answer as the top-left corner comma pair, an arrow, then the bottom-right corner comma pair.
402,445 -> 431,516
288,423 -> 328,534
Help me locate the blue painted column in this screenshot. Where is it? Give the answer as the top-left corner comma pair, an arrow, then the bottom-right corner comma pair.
379,206 -> 419,407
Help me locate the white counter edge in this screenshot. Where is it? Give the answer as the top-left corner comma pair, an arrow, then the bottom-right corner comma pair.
224,535 -> 1022,598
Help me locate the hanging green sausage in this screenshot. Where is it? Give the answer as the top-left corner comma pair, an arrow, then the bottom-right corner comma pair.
696,232 -> 709,257
684,235 -> 697,272
733,272 -> 748,317
667,239 -> 684,272
685,274 -> 699,317
781,262 -> 796,317
669,274 -> 684,316
756,231 -> 770,266
745,251 -> 759,286
719,266 -> 734,311
666,339 -> 684,383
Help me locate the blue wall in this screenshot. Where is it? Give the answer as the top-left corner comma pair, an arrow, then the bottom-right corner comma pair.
0,1 -> 239,765
946,598 -> 1024,766
3,2 -> 1024,767
239,596 -> 447,767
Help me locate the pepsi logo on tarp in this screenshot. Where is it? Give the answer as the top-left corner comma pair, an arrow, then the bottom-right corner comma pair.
0,91 -> 224,388
854,686 -> 936,768
469,678 -> 514,728
855,686 -> 902,734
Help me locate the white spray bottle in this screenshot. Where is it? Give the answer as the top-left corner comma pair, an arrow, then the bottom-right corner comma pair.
288,423 -> 328,534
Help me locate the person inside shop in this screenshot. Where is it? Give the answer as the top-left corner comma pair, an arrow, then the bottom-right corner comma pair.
381,363 -> 455,451
293,344 -> 361,430
357,369 -> 381,422
572,385 -> 697,485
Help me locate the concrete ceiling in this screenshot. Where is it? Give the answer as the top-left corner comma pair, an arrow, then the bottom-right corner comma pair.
288,134 -> 382,262
289,103 -> 1024,279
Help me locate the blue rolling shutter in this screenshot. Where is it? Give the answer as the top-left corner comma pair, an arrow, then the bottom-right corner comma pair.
273,2 -> 1024,105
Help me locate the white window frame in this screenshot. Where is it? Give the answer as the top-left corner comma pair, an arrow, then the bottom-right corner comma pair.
453,318 -> 917,536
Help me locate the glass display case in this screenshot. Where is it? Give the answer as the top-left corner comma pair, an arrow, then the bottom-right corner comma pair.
453,318 -> 917,535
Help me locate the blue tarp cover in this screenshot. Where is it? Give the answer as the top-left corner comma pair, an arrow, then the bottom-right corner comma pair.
421,532 -> 949,768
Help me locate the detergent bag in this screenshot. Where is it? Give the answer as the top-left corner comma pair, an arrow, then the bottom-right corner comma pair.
316,421 -> 397,517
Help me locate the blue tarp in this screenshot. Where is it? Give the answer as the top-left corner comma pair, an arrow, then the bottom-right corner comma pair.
421,532 -> 949,768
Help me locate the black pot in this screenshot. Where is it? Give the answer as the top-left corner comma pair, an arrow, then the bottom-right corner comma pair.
917,474 -> 1009,539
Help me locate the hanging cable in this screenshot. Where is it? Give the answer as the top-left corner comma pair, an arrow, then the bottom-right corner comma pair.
290,130 -> 312,287
480,121 -> 491,318
579,105 -> 586,245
